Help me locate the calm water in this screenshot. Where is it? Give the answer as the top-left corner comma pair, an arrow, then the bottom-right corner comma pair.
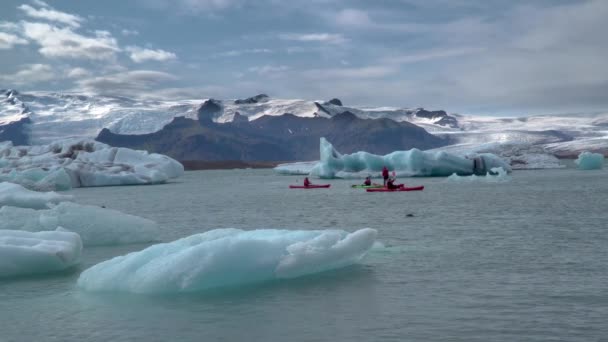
1,167 -> 607,341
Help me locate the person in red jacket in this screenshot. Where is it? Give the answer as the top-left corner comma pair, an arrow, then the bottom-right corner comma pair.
304,177 -> 311,187
364,176 -> 372,186
382,166 -> 389,186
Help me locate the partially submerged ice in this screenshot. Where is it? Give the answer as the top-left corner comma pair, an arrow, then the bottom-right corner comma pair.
279,138 -> 511,178
0,139 -> 184,190
575,151 -> 604,170
77,228 -> 377,294
0,182 -> 72,209
447,167 -> 510,182
0,229 -> 82,278
0,202 -> 160,246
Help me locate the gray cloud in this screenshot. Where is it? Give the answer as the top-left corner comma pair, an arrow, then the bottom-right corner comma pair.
0,32 -> 28,49
0,64 -> 55,85
76,70 -> 178,94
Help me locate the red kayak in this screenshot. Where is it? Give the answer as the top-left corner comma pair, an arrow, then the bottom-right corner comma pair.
289,184 -> 331,189
366,185 -> 424,192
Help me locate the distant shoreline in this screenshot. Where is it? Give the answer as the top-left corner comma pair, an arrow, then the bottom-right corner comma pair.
180,160 -> 283,170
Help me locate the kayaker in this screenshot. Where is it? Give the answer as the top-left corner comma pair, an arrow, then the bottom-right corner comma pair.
364,176 -> 372,186
304,177 -> 311,187
386,177 -> 401,190
382,166 -> 389,185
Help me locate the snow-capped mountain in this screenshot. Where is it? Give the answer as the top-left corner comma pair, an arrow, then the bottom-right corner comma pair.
1,89 -> 607,165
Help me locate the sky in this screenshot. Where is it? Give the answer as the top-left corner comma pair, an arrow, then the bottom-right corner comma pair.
0,0 -> 606,115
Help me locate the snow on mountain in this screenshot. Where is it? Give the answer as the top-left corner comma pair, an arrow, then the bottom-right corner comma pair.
1,89 -> 607,163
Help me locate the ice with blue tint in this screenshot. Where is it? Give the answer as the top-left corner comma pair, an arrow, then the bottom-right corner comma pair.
575,152 -> 604,170
0,139 -> 184,190
0,229 -> 82,278
301,138 -> 511,179
77,228 -> 377,294
447,167 -> 510,182
0,182 -> 72,209
0,202 -> 159,246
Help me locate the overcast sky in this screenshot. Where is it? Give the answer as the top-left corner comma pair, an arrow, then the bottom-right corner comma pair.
0,0 -> 606,115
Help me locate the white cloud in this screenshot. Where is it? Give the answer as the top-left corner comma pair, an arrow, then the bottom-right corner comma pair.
383,47 -> 485,65
66,67 -> 90,78
140,0 -> 242,13
0,32 -> 28,49
335,9 -> 372,28
214,48 -> 272,58
22,22 -> 120,60
248,65 -> 289,75
77,70 -> 178,94
0,64 -> 55,85
305,65 -> 395,79
126,46 -> 177,63
279,33 -> 347,44
31,0 -> 50,8
18,4 -> 84,28
121,29 -> 139,36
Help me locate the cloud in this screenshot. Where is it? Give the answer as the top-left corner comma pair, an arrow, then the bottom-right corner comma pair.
126,46 -> 177,63
76,70 -> 178,94
18,3 -> 84,28
383,47 -> 485,65
279,33 -> 347,44
0,64 -> 55,85
121,29 -> 139,36
22,22 -> 120,60
335,9 -> 372,28
66,67 -> 90,78
139,0 -> 242,13
214,48 -> 272,58
0,32 -> 28,49
248,65 -> 289,75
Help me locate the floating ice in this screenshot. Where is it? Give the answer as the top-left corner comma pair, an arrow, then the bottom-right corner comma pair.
575,152 -> 604,170
274,161 -> 317,175
0,139 -> 184,190
77,228 -> 377,294
447,167 -> 510,182
0,202 -> 159,246
285,138 -> 511,178
0,182 -> 72,209
0,229 -> 82,278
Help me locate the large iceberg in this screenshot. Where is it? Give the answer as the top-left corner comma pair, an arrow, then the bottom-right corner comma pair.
447,167 -> 510,183
277,138 -> 511,178
0,139 -> 184,190
77,228 -> 377,294
0,202 -> 159,246
575,151 -> 604,170
0,182 -> 72,209
0,229 -> 82,278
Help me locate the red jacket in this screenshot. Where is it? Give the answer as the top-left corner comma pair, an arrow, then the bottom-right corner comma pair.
382,167 -> 389,178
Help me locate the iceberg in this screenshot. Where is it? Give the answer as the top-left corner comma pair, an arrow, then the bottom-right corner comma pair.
279,138 -> 511,178
77,228 -> 377,294
0,182 -> 72,209
0,202 -> 159,246
575,151 -> 604,170
447,167 -> 510,182
0,139 -> 184,190
0,229 -> 82,278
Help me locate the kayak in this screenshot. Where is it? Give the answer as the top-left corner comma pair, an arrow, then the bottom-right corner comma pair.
289,184 -> 331,189
351,184 -> 384,189
366,185 -> 424,192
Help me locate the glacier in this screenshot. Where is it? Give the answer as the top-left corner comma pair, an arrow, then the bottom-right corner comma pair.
0,202 -> 160,246
0,182 -> 72,209
277,138 -> 511,178
575,152 -> 604,170
0,139 -> 184,190
0,229 -> 82,278
77,228 -> 377,294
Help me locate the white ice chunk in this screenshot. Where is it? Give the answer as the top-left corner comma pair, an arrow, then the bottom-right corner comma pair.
0,139 -> 184,190
0,182 -> 72,209
77,228 -> 377,294
447,167 -> 510,182
289,138 -> 511,178
575,151 -> 604,170
0,202 -> 160,246
0,229 -> 82,278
